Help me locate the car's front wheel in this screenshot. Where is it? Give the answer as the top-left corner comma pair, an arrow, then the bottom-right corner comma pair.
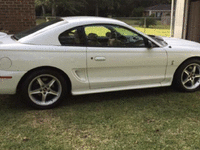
173,59 -> 200,92
21,69 -> 68,109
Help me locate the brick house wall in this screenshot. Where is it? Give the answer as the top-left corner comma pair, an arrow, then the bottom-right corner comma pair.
0,0 -> 36,34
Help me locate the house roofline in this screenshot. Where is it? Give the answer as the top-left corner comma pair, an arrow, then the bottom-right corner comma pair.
144,10 -> 172,11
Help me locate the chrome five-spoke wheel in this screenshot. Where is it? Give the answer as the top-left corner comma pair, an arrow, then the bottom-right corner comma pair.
21,69 -> 68,109
181,63 -> 200,90
28,74 -> 62,106
173,59 -> 200,92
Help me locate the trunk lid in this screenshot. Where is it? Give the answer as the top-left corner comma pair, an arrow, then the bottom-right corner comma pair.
0,32 -> 18,45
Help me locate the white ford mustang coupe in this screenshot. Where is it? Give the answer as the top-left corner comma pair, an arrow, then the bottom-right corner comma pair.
0,16 -> 200,109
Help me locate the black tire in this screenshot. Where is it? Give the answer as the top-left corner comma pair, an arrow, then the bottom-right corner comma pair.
173,59 -> 200,92
20,69 -> 68,109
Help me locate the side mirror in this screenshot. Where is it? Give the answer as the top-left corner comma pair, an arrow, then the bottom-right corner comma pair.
147,40 -> 154,48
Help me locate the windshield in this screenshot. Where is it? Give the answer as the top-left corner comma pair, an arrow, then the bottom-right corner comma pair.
13,18 -> 63,40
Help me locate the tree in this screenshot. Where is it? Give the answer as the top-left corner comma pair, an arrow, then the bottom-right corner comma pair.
36,0 -> 86,16
35,0 -> 171,17
131,7 -> 144,17
91,0 -> 120,16
35,0 -> 49,16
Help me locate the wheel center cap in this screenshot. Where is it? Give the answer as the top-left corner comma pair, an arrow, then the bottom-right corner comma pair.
42,87 -> 48,92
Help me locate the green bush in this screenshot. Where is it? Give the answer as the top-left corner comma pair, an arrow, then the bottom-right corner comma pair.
131,7 -> 144,17
44,13 -> 52,17
138,17 -> 157,28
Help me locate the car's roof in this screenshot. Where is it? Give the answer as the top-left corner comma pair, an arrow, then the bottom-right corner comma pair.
18,16 -> 163,47
18,16 -> 128,45
61,16 -> 117,22
61,16 -> 126,26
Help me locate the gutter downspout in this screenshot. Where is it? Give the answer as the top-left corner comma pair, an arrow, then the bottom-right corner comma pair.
182,0 -> 189,39
170,0 -> 175,37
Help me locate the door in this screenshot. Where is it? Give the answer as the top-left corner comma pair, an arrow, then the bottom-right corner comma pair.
187,0 -> 200,43
84,25 -> 167,89
58,26 -> 88,86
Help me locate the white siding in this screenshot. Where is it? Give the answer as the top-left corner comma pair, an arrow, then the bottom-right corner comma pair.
174,0 -> 187,39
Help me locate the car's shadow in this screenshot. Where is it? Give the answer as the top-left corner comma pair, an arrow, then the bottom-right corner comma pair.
63,86 -> 176,106
0,86 -> 177,110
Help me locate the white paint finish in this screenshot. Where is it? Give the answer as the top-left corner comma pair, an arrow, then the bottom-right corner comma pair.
73,69 -> 88,82
0,35 -> 18,45
87,47 -> 167,89
0,45 -> 89,94
0,16 -> 200,96
0,70 -> 26,94
0,32 -> 7,38
0,57 -> 12,70
72,83 -> 163,95
162,36 -> 200,83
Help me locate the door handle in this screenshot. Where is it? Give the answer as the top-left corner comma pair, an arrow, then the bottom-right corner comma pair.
94,57 -> 106,61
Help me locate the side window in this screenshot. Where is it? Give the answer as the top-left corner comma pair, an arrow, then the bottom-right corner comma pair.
59,27 -> 85,46
85,26 -> 110,47
112,26 -> 146,47
84,25 -> 146,47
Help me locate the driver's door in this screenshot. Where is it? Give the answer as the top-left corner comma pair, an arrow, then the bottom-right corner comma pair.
85,25 -> 167,89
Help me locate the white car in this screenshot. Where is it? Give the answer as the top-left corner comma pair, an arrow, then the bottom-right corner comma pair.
0,16 -> 200,109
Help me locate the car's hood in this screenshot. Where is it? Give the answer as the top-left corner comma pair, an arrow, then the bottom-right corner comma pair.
162,37 -> 200,48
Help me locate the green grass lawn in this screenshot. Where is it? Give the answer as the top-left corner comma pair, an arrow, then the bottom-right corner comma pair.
117,19 -> 170,37
36,19 -> 46,25
85,26 -> 170,37
135,27 -> 170,37
118,19 -> 170,29
0,87 -> 200,149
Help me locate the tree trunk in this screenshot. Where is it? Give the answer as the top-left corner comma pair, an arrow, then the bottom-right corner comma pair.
95,0 -> 99,16
41,4 -> 46,16
52,1 -> 56,16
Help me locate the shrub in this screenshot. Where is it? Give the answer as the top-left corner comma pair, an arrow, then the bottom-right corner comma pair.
131,7 -> 144,17
138,17 -> 157,28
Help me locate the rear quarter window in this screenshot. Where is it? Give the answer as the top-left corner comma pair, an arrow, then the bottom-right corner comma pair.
13,18 -> 63,40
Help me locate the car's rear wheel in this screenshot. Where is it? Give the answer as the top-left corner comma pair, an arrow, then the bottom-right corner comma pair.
173,59 -> 200,92
21,69 -> 68,109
